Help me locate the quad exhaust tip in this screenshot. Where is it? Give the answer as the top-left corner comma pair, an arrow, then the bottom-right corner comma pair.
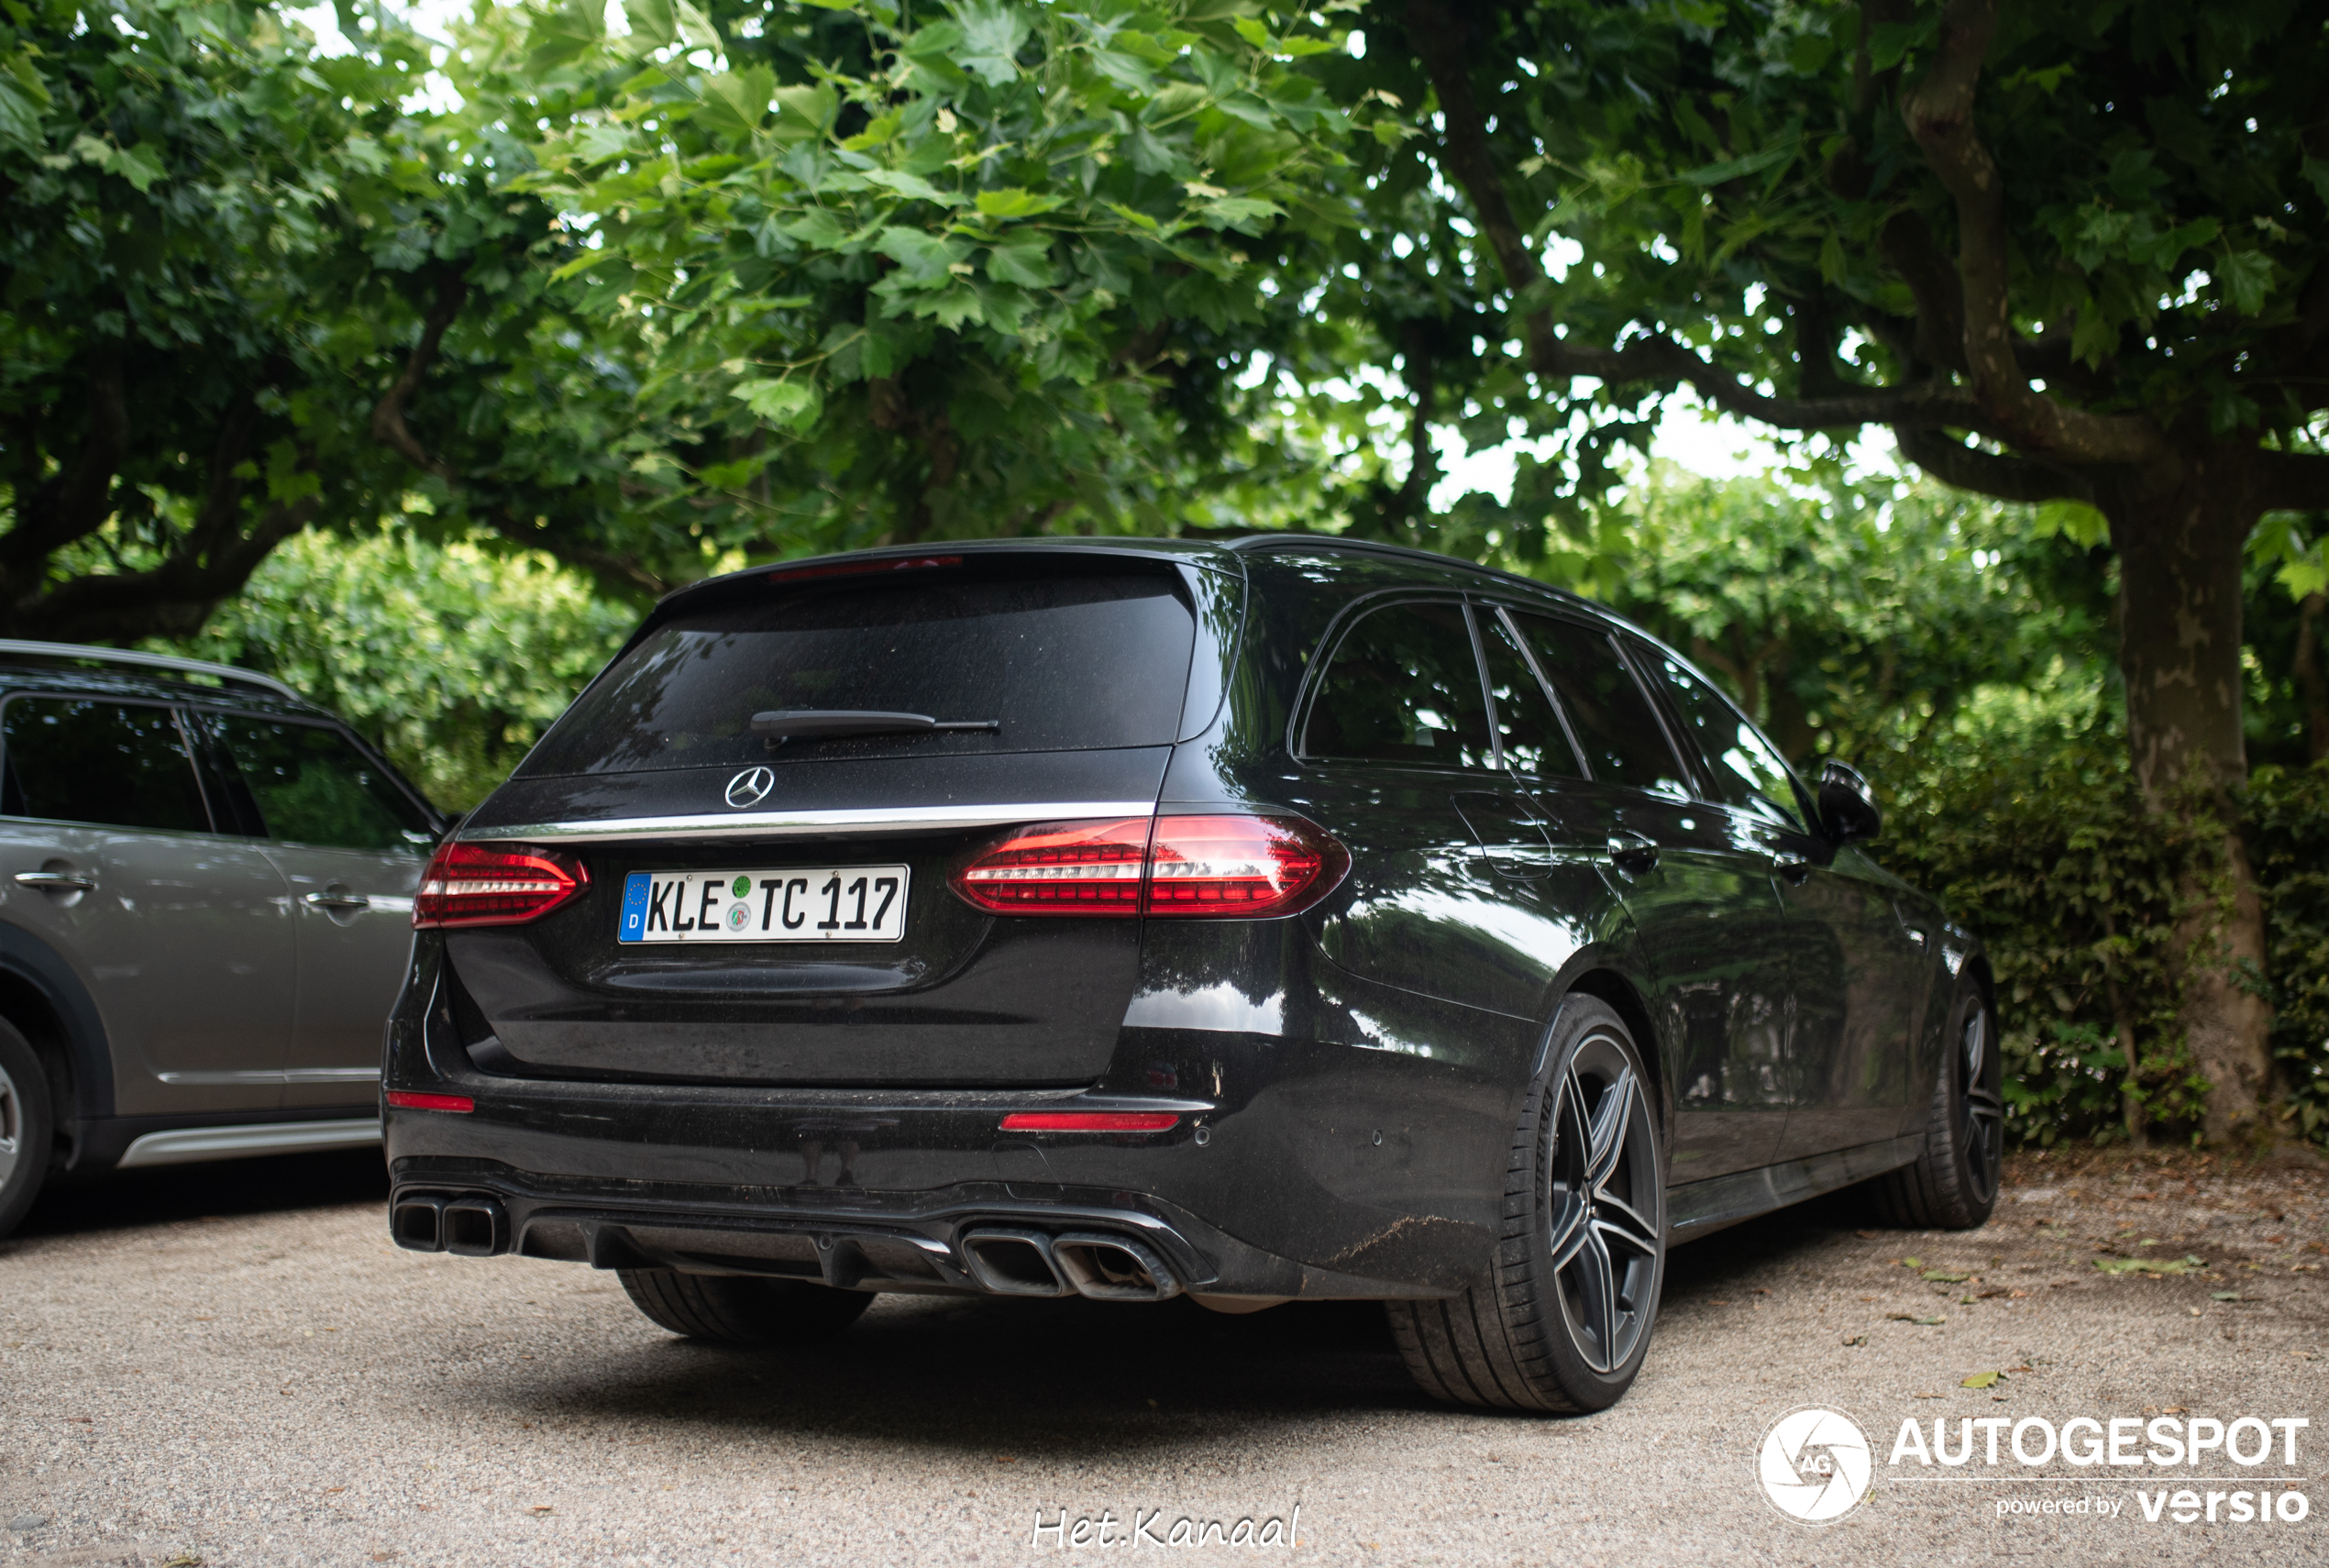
959,1226 -> 1179,1302
391,1192 -> 510,1257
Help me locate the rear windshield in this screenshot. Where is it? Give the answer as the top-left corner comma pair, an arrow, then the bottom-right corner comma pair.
521,567 -> 1197,776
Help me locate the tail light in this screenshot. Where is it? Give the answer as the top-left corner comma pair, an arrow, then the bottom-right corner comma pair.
1144,814 -> 1349,918
949,817 -> 1149,914
950,813 -> 1346,919
414,841 -> 590,929
999,1111 -> 1178,1132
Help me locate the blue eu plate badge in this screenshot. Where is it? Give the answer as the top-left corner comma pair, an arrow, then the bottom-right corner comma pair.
620,872 -> 652,941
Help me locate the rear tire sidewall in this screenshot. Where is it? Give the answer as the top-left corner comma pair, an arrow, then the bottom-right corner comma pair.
1520,1000 -> 1664,1411
0,1021 -> 55,1239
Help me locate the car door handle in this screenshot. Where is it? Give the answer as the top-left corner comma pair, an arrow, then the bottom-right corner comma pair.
1605,831 -> 1658,873
1770,851 -> 1811,883
302,891 -> 371,912
13,869 -> 95,892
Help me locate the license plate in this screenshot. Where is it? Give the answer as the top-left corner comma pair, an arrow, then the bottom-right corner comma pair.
618,867 -> 910,944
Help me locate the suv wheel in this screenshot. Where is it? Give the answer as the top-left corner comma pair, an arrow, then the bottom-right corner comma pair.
619,1270 -> 874,1346
0,1020 -> 55,1238
1386,997 -> 1665,1412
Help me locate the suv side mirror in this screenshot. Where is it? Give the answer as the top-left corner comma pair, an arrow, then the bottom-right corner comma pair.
1817,760 -> 1882,845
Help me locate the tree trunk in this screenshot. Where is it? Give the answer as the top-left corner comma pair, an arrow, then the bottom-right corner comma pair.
2293,591 -> 2329,763
2098,447 -> 2272,1144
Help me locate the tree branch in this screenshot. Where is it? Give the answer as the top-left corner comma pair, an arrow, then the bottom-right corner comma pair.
1899,0 -> 2158,465
478,507 -> 673,599
1403,0 -> 1981,436
12,492 -> 323,644
1893,425 -> 2095,504
370,269 -> 469,480
0,348 -> 130,573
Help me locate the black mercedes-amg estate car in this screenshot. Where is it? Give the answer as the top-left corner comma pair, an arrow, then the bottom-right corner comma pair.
383,536 -> 1998,1413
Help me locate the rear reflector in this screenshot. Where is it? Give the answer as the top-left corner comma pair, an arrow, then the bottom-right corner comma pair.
999,1112 -> 1179,1132
414,842 -> 590,929
950,813 -> 1346,920
386,1091 -> 475,1113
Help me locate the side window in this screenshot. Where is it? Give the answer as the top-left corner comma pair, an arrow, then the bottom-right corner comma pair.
1507,614 -> 1692,798
1479,609 -> 1584,778
1646,649 -> 1807,830
1301,601 -> 1493,768
207,717 -> 435,853
0,698 -> 212,834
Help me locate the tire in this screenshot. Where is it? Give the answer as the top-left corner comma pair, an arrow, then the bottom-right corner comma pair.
0,1020 -> 56,1240
618,1270 -> 874,1346
1386,998 -> 1665,1413
1870,978 -> 2002,1231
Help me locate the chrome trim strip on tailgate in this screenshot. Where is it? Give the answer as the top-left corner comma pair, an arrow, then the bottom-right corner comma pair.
460,801 -> 1157,845
116,1119 -> 382,1170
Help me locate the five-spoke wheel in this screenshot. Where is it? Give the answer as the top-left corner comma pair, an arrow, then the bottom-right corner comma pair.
1388,997 -> 1665,1412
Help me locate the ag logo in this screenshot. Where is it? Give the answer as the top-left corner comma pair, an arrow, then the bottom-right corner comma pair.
1758,1406 -> 1872,1525
724,767 -> 775,809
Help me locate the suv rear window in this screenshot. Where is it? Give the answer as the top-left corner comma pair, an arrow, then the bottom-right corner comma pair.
522,567 -> 1198,776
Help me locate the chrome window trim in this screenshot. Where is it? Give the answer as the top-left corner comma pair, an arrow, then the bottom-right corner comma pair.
459,801 -> 1159,845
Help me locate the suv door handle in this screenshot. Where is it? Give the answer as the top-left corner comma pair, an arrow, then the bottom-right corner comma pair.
302,890 -> 371,912
1770,851 -> 1811,883
1605,831 -> 1658,873
14,869 -> 95,892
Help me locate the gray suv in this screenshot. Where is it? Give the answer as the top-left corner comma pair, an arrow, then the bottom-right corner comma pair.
0,641 -> 445,1234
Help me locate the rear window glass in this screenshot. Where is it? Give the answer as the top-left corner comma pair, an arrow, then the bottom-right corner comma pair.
1301,601 -> 1493,768
522,569 -> 1197,776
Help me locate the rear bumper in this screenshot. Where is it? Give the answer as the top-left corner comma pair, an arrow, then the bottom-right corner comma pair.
384,1117 -> 1440,1302
383,932 -> 1525,1301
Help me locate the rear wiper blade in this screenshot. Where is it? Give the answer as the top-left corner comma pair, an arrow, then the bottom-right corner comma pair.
751,709 -> 999,745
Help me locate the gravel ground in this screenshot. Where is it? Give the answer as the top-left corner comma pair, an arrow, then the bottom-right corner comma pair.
0,1147 -> 2323,1567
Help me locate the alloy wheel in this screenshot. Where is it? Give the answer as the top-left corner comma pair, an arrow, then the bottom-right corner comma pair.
0,1058 -> 19,1191
1959,1004 -> 2003,1207
1543,1031 -> 1662,1375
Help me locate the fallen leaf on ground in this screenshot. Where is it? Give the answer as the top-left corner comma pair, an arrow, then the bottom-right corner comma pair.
1902,1256 -> 1924,1269
1887,1313 -> 1947,1325
2212,1291 -> 2243,1301
2095,1254 -> 2204,1275
1912,1391 -> 1945,1399
1922,1269 -> 1971,1283
1841,1333 -> 1867,1346
1962,1371 -> 2003,1388
529,1506 -> 552,1516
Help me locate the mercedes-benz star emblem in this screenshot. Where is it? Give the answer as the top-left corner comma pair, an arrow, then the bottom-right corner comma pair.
724,766 -> 775,809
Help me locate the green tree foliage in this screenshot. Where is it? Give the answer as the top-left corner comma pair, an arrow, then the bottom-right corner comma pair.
1325,0 -> 2329,1141
151,525 -> 633,811
1542,463 -> 2113,767
0,0 -> 723,634
438,0 -> 1369,548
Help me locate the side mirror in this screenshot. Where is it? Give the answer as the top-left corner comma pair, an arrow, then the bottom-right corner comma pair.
1817,760 -> 1882,845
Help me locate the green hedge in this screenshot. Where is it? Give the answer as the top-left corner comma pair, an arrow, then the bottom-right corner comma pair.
1880,747 -> 2329,1147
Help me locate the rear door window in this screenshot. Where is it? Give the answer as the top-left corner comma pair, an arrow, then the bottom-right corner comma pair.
205,717 -> 436,852
524,567 -> 1197,776
1479,609 -> 1584,778
1507,614 -> 1691,798
1642,649 -> 1808,830
1301,600 -> 1493,768
0,698 -> 212,834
